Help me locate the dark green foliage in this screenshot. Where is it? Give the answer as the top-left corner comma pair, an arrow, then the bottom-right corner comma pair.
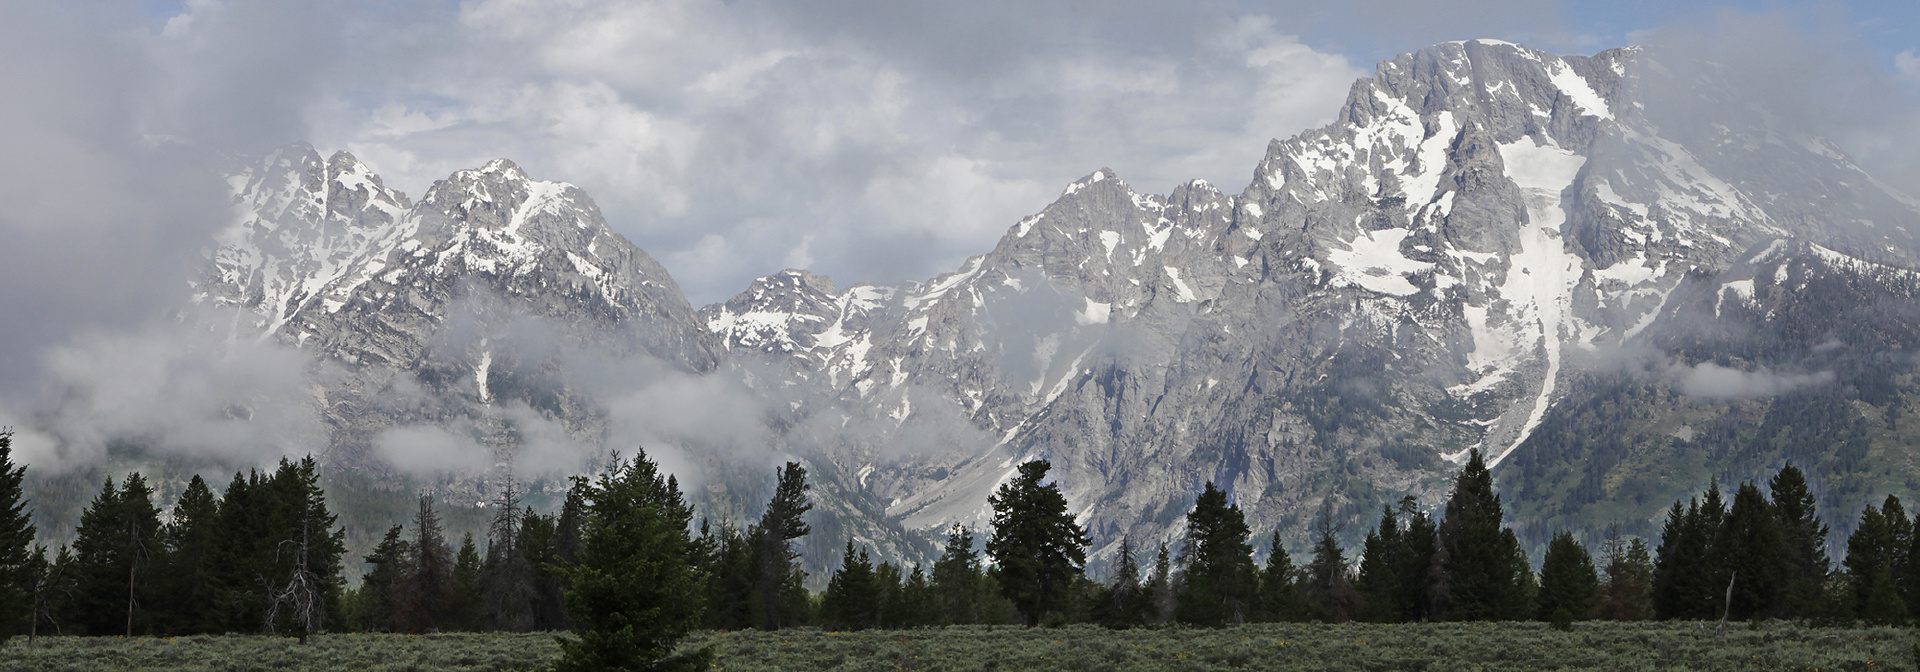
753,462 -> 811,630
196,458 -> 347,636
1769,463 -> 1830,617
449,534 -> 482,631
1393,498 -> 1439,622
1845,497 -> 1911,624
0,431 -> 35,636
64,473 -> 162,636
1174,482 -> 1257,626
1253,532 -> 1300,622
1301,505 -> 1357,623
891,564 -> 937,628
478,478 -> 537,633
1436,449 -> 1529,621
1596,525 -> 1654,620
1144,542 -> 1173,624
1535,531 -> 1597,621
821,538 -> 879,630
1355,504 -> 1401,622
555,448 -> 708,672
985,460 -> 1089,626
350,525 -> 410,632
152,476 -> 218,634
396,495 -> 453,634
520,504 -> 575,631
930,524 -> 1006,625
1715,481 -> 1788,619
1653,496 -> 1717,619
697,521 -> 755,630
1091,535 -> 1153,629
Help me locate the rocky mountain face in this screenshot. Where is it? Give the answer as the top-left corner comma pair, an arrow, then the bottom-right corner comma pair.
184,39 -> 1920,566
200,146 -> 718,481
704,40 -> 1920,559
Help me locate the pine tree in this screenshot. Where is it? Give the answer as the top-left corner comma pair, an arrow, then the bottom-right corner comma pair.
1302,505 -> 1358,622
274,457 -> 347,633
931,524 -> 983,624
985,460 -> 1089,626
1093,535 -> 1150,628
153,475 -> 217,634
1596,525 -> 1653,621
449,534 -> 483,631
1355,504 -> 1403,622
1174,482 -> 1257,626
352,525 -> 410,632
698,522 -> 755,630
873,561 -> 903,625
822,538 -> 879,630
900,565 -> 936,628
1145,542 -> 1174,624
1435,449 -> 1527,620
753,462 -> 811,630
1885,496 -> 1913,598
521,507 -> 572,631
1769,463 -> 1830,618
1254,531 -> 1300,622
66,473 -> 162,636
397,495 -> 453,633
480,477 -> 538,632
1535,531 -> 1598,622
0,431 -> 36,637
1845,499 -> 1907,624
1715,481 -> 1787,619
1653,497 -> 1717,619
1393,497 -> 1439,623
556,448 -> 708,672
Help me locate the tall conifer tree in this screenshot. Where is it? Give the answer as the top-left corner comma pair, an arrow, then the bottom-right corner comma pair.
1303,506 -> 1357,623
1356,504 -> 1403,622
67,473 -> 162,636
397,495 -> 453,633
1597,525 -> 1653,621
0,431 -> 36,636
985,460 -> 1089,626
931,525 -> 984,625
556,448 -> 707,672
1175,482 -> 1257,626
155,476 -> 218,634
1536,531 -> 1598,622
1255,531 -> 1299,622
1716,481 -> 1787,619
1768,463 -> 1829,618
753,462 -> 811,630
1436,449 -> 1527,620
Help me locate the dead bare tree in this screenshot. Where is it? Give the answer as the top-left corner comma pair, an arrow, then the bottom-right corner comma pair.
1715,571 -> 1737,636
28,547 -> 65,645
264,508 -> 323,644
124,504 -> 149,637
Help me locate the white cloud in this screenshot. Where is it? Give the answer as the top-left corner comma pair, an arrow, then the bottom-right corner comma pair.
1898,49 -> 1920,82
1671,361 -> 1835,399
287,0 -> 1361,305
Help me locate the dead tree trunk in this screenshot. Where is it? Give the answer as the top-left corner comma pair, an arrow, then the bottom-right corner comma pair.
1715,571 -> 1737,635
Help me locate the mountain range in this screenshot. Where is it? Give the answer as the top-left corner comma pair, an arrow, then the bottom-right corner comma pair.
58,38 -> 1920,571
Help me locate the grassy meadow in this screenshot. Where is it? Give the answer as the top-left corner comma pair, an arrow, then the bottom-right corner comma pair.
1,622 -> 1912,671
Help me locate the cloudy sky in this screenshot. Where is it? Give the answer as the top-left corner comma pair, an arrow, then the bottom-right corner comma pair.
1,0 -> 1917,395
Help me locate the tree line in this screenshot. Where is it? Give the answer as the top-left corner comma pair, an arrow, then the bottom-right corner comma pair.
0,430 -> 1917,666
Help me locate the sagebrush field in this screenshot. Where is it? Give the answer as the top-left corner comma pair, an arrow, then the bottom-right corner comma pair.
2,622 -> 1912,671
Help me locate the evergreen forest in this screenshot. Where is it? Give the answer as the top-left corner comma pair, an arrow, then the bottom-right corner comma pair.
0,427 -> 1917,669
